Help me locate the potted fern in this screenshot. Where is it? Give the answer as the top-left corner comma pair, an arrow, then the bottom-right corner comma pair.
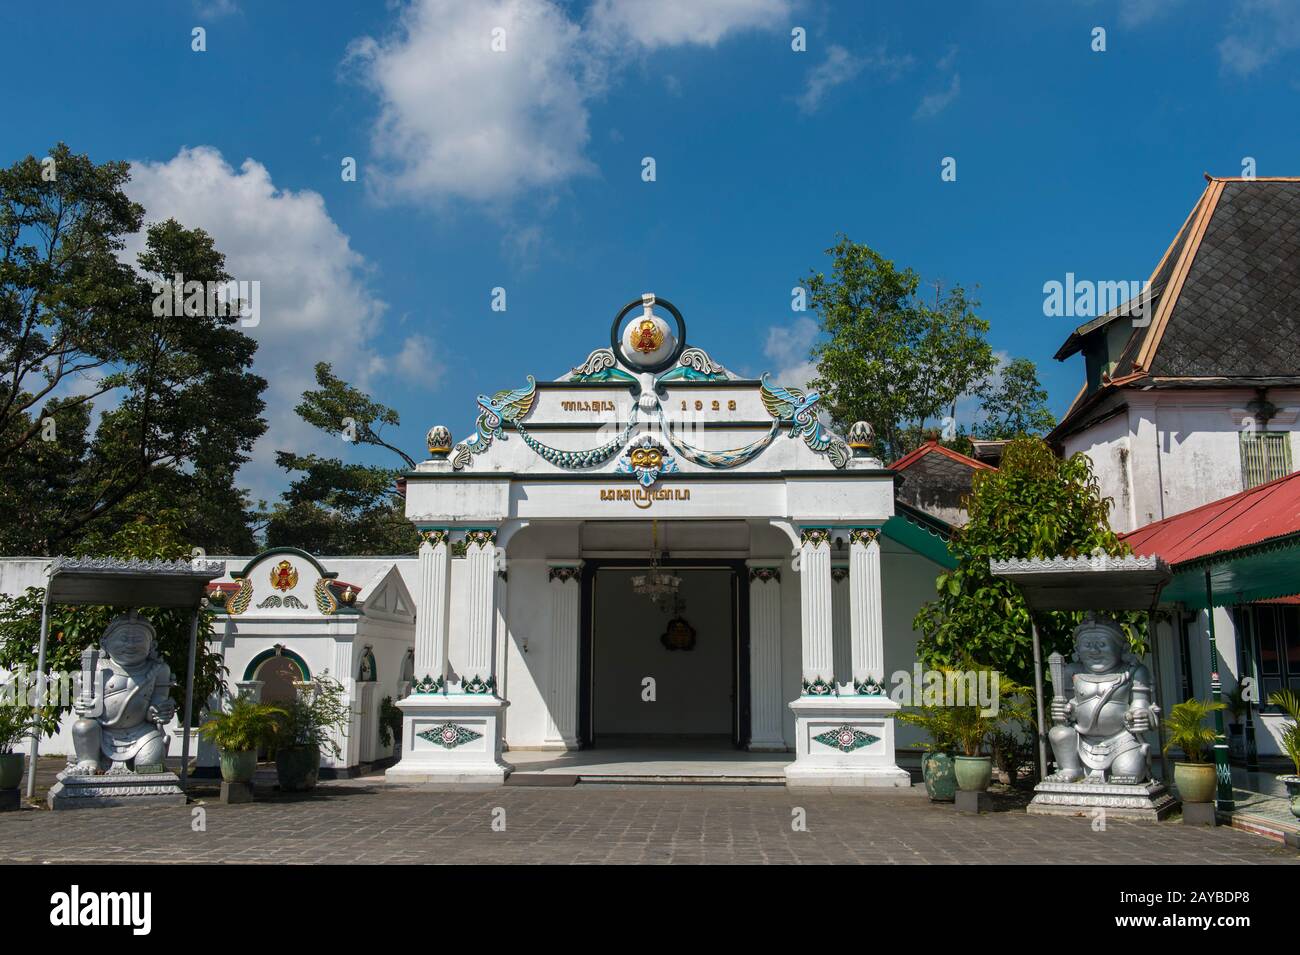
271,673 -> 349,792
198,697 -> 287,784
0,702 -> 39,793
1163,698 -> 1225,804
1267,689 -> 1300,819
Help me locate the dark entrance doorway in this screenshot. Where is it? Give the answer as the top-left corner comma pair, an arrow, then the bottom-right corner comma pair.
578,560 -> 750,749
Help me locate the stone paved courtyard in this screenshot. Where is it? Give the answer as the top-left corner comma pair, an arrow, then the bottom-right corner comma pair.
2,777 -> 1297,864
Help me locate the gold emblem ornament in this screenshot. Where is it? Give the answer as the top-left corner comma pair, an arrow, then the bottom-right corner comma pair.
629,445 -> 663,470
631,318 -> 665,354
270,559 -> 299,592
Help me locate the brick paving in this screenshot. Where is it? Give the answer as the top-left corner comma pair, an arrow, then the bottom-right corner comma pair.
1,777 -> 1297,864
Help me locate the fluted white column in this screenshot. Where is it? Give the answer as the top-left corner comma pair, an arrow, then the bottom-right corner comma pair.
412,529 -> 450,691
493,566 -> 510,736
460,528 -> 498,694
545,564 -> 582,748
849,528 -> 885,688
832,566 -> 851,687
798,529 -> 835,692
747,565 -> 784,750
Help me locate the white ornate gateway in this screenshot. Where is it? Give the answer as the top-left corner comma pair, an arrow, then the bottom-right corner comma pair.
387,295 -> 942,787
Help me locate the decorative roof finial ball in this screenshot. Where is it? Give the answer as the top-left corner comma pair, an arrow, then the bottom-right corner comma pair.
848,421 -> 875,456
426,425 -> 452,458
621,293 -> 677,369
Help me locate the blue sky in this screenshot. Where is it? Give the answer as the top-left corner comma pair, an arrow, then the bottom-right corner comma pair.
3,0 -> 1299,501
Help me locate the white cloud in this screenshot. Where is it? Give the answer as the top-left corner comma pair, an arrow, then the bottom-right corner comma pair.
346,0 -> 793,205
1218,0 -> 1300,76
194,0 -> 239,17
763,316 -> 820,389
123,146 -> 404,501
346,0 -> 598,206
796,46 -> 864,114
394,334 -> 442,383
587,0 -> 791,50
1117,0 -> 1183,27
796,44 -> 913,114
915,72 -> 960,119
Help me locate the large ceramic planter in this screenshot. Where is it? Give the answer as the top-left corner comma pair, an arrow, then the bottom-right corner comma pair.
275,744 -> 320,792
0,752 -> 24,790
1280,775 -> 1300,820
922,752 -> 956,802
954,755 -> 993,792
1174,762 -> 1217,804
219,749 -> 257,784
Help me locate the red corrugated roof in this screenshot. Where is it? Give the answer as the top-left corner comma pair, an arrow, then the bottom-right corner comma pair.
1121,469 -> 1300,566
888,439 -> 994,472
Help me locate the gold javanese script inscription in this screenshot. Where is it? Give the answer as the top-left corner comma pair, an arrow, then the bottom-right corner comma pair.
600,487 -> 692,509
561,400 -> 616,412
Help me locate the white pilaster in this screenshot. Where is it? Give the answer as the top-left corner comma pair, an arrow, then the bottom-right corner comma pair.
832,565 -> 851,687
747,564 -> 785,751
544,564 -> 582,749
460,529 -> 498,692
387,526 -> 510,786
849,528 -> 885,688
412,530 -> 450,690
798,528 -> 835,693
785,525 -> 908,789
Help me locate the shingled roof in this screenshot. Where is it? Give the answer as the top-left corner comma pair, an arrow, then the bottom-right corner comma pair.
1051,176 -> 1300,443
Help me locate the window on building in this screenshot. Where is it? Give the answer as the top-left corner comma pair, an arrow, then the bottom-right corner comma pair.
1239,431 -> 1292,489
1249,604 -> 1300,711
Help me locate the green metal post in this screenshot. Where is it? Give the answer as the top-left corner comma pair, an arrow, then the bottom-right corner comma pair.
1204,570 -> 1234,812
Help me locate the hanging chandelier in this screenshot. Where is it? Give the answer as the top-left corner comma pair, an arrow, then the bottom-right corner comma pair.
631,520 -> 681,611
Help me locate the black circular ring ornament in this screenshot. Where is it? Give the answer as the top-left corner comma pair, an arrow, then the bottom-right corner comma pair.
610,296 -> 687,374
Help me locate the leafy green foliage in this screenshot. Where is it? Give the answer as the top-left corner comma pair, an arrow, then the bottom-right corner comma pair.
0,700 -> 40,753
271,673 -> 350,759
1163,698 -> 1226,763
1268,689 -> 1300,777
0,512 -> 228,737
913,438 -> 1142,685
198,697 -> 287,754
896,661 -> 1035,758
0,144 -> 267,555
975,357 -> 1056,439
804,236 -> 996,461
265,362 -> 419,556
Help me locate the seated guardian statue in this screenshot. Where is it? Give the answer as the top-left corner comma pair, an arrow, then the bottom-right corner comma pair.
1047,615 -> 1158,785
67,612 -> 176,776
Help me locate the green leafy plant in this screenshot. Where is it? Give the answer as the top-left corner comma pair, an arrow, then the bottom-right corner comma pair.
1163,699 -> 1226,763
272,673 -> 350,759
896,663 -> 1034,758
0,702 -> 40,754
913,438 -> 1146,686
378,695 -> 402,749
896,703 -> 960,755
1268,689 -> 1300,777
1225,684 -> 1248,723
198,697 -> 287,754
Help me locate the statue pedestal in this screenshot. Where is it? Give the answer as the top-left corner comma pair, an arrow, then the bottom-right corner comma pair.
1027,778 -> 1175,822
784,696 -> 911,788
47,769 -> 186,811
385,695 -> 510,786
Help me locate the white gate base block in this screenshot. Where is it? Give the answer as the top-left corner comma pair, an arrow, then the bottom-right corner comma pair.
385,694 -> 510,786
785,695 -> 911,788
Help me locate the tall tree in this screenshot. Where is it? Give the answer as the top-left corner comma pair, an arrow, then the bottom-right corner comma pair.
976,356 -> 1056,439
804,236 -> 995,461
0,145 -> 267,554
265,362 -> 419,556
912,438 -> 1141,686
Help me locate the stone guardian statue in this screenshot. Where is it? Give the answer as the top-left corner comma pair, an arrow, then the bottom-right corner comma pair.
1046,614 -> 1158,785
67,612 -> 176,776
